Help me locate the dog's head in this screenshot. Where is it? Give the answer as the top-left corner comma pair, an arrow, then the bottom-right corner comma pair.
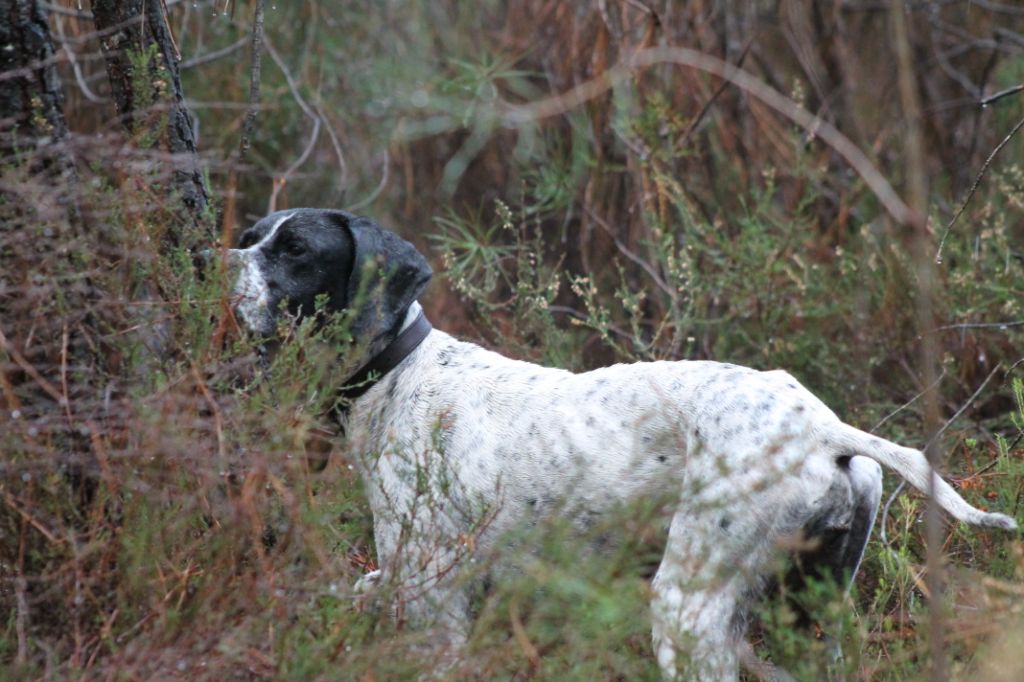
229,209 -> 432,350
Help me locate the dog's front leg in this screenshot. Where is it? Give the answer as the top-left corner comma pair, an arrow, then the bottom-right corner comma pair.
354,568 -> 382,593
368,494 -> 476,671
389,546 -> 474,677
356,413 -> 492,672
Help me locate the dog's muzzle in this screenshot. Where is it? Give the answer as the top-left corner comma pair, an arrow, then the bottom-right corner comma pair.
226,248 -> 276,335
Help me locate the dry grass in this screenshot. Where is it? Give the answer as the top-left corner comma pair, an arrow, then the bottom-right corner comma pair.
2,1 -> 1024,679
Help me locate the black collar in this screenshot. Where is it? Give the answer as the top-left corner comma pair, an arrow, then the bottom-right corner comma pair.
338,309 -> 432,404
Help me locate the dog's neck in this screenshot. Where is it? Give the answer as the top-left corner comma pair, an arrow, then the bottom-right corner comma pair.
338,301 -> 431,404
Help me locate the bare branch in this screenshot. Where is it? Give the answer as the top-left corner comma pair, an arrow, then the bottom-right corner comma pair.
181,36 -> 248,70
238,0 -> 266,163
936,112 -> 1024,263
52,14 -> 106,104
345,152 -> 389,212
879,364 -> 1001,546
260,36 -> 323,211
678,39 -> 753,146
501,45 -> 916,228
980,84 -> 1024,107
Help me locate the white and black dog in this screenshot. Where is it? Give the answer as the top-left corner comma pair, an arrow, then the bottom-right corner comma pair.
228,208 -> 1016,680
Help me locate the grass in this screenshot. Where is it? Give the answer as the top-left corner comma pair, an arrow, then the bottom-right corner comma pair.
4,187 -> 1021,679
3,1 -> 1024,679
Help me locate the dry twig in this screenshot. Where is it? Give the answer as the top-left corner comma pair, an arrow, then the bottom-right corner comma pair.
501,45 -> 916,228
238,0 -> 266,163
936,112 -> 1024,263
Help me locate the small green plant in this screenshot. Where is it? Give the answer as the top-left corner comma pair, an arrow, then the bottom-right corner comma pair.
5,3 -> 1024,678
434,199 -> 576,368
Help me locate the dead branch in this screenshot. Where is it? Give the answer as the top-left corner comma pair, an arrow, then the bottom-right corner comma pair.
501,45 -> 916,229
936,112 -> 1024,263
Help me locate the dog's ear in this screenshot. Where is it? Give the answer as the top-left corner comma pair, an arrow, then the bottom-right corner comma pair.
338,212 -> 432,347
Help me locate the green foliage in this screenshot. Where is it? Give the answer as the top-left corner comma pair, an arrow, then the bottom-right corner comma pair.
435,200 -> 576,368
126,44 -> 169,148
4,1 -> 1024,679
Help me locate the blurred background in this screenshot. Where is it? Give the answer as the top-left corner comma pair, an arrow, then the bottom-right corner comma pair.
2,1 -> 1024,679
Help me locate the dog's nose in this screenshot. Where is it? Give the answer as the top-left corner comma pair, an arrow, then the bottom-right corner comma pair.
193,248 -> 216,277
195,249 -> 243,281
198,248 -> 242,267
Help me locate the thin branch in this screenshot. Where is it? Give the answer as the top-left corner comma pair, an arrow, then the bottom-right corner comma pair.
932,320 -> 1024,332
52,15 -> 106,103
930,29 -> 981,98
892,3 -> 945,678
261,36 -> 323,211
315,102 -> 350,198
181,36 -> 249,70
879,364 -> 1001,546
935,112 -> 1024,263
679,39 -> 754,146
14,571 -> 27,665
500,45 -> 916,228
277,117 -> 320,187
994,27 -> 1024,49
0,326 -> 65,405
262,38 -> 317,122
39,2 -> 92,18
925,364 -> 1002,452
1,490 -> 63,545
872,370 -> 948,432
583,205 -> 674,297
980,84 -> 1024,107
238,0 -> 265,163
969,0 -> 1024,17
344,152 -> 389,212
222,14 -> 350,204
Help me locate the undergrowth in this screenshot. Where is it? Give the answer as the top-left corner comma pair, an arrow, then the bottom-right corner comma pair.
434,190 -> 1024,680
4,95 -> 1024,682
3,2 -> 1024,680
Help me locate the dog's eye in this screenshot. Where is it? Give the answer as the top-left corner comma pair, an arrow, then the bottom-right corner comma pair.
238,232 -> 258,249
281,237 -> 305,257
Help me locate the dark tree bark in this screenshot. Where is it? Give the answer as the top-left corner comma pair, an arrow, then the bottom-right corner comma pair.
0,0 -> 79,222
91,0 -> 210,234
0,0 -> 67,143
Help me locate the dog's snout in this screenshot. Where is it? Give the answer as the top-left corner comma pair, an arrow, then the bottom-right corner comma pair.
197,247 -> 244,269
195,248 -> 243,280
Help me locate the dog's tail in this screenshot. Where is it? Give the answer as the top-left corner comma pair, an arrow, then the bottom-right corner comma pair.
831,423 -> 1017,530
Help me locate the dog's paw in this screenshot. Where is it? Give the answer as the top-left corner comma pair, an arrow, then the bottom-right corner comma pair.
354,569 -> 382,593
353,569 -> 383,614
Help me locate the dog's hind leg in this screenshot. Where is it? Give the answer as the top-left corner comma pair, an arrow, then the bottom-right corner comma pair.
790,456 -> 882,597
651,508 -> 751,681
785,456 -> 882,669
651,574 -> 742,680
831,456 -> 883,590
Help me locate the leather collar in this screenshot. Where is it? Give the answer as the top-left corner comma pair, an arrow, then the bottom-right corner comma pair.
338,309 -> 432,403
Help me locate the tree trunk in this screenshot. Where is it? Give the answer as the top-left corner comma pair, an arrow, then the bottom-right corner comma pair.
91,0 -> 211,236
0,0 -> 79,223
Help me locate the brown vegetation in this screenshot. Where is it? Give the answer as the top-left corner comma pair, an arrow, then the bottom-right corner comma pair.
2,1 -> 1024,679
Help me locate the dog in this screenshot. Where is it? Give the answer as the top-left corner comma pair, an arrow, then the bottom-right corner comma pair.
228,208 -> 1017,680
